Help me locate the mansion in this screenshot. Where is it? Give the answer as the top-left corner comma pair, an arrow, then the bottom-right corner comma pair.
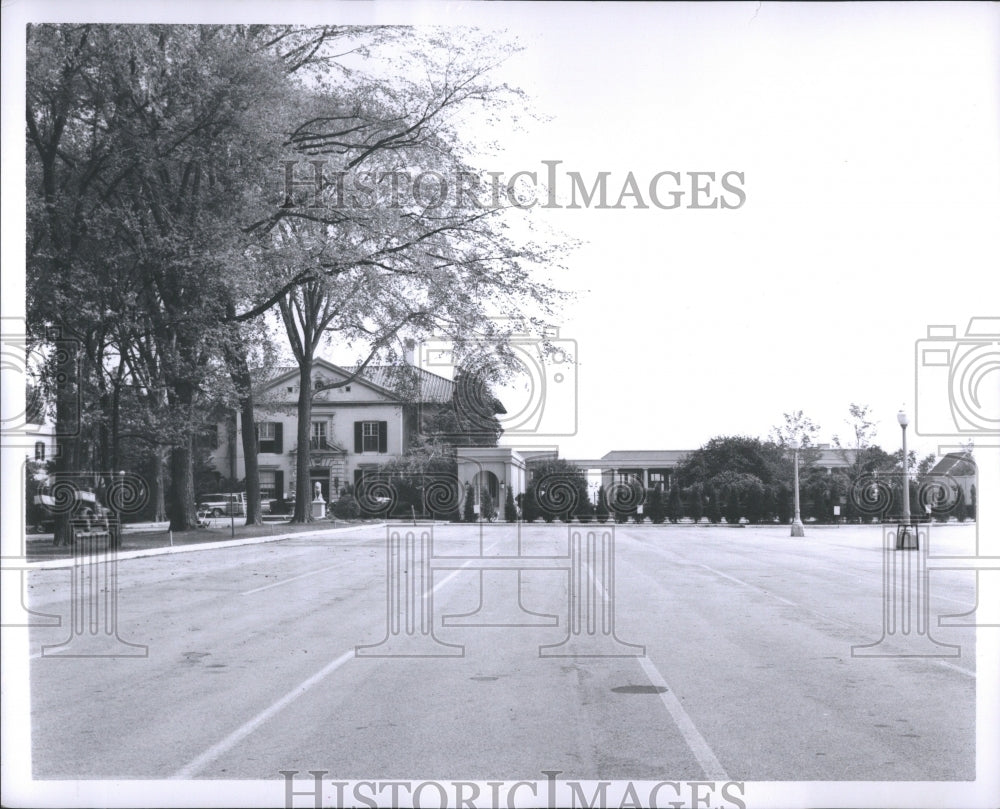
209,358 -> 457,503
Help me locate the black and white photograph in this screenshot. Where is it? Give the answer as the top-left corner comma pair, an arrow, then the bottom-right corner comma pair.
2,2 -> 998,807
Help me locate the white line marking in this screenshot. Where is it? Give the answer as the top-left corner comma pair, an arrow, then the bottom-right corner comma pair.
695,563 -> 798,606
933,659 -> 976,678
638,655 -> 729,780
240,562 -> 344,595
172,541 -> 489,777
170,648 -> 355,779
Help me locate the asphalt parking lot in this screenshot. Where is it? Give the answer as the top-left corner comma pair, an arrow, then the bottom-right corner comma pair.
8,521 -> 995,806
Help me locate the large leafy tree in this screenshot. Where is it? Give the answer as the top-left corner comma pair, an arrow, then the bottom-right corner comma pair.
255,29 -> 568,522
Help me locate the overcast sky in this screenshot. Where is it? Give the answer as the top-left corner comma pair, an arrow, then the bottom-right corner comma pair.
4,2 -> 998,463
467,3 -> 1000,461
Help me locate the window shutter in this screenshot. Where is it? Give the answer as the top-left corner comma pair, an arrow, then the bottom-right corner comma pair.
378,421 -> 388,453
354,422 -> 363,453
274,422 -> 283,453
274,470 -> 284,499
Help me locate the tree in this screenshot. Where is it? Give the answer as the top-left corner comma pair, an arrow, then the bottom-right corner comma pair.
646,484 -> 665,524
686,484 -> 704,524
724,486 -> 741,525
769,410 -> 823,469
262,29 -> 569,522
666,484 -> 682,524
595,486 -> 610,524
833,403 -> 878,456
774,483 -> 792,524
529,459 -> 587,522
522,485 -> 539,523
463,483 -> 476,522
504,487 -> 517,522
705,484 -> 722,524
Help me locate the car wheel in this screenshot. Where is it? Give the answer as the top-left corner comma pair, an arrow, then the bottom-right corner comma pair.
211,508 -> 223,517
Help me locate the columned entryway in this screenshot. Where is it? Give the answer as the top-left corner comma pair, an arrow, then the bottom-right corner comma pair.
455,447 -> 527,520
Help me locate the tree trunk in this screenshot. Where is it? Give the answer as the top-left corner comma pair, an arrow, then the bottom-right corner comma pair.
166,380 -> 199,531
222,323 -> 262,526
291,362 -> 314,523
52,347 -> 80,547
168,437 -> 199,531
153,448 -> 167,523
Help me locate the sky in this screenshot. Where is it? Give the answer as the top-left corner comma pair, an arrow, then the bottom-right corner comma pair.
459,3 -> 1000,461
3,1 -> 998,465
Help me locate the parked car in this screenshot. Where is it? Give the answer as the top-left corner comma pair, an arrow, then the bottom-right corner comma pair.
196,492 -> 247,517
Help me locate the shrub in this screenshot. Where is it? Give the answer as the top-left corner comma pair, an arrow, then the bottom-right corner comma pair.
705,484 -> 721,524
724,486 -> 741,525
330,493 -> 360,519
505,487 -> 517,521
666,484 -> 682,524
595,486 -> 610,523
463,484 -> 475,522
646,485 -> 665,524
686,484 -> 703,524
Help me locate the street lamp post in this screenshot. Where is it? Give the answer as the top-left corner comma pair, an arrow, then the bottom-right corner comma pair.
790,439 -> 805,537
898,407 -> 911,529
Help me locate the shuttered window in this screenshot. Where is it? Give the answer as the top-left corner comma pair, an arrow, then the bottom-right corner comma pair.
257,422 -> 283,454
354,421 -> 388,453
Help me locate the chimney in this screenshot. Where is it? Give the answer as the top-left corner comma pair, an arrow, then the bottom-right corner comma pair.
404,338 -> 416,366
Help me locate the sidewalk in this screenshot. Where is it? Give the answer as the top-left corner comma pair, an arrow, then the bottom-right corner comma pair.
22,519 -> 386,568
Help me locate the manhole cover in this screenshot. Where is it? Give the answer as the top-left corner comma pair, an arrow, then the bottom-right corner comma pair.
611,685 -> 667,694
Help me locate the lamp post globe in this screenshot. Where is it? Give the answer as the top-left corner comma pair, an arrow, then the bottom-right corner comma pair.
790,438 -> 805,537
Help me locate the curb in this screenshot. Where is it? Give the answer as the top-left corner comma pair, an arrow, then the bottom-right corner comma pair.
25,523 -> 387,571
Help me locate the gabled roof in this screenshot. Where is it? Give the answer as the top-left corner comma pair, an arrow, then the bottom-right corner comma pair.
259,360 -> 454,404
928,451 -> 976,477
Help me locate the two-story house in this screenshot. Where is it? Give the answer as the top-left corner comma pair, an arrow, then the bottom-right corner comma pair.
208,359 -> 454,503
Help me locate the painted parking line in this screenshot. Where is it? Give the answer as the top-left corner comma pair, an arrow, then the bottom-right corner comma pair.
694,562 -> 798,606
171,547 -> 492,778
240,562 -> 346,595
638,655 -> 729,781
628,537 -> 978,679
579,555 -> 728,780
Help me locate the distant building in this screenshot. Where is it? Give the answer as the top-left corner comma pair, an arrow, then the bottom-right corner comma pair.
565,444 -> 860,491
925,451 -> 976,505
208,359 -> 455,503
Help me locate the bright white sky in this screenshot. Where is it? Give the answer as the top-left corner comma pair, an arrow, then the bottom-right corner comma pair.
447,2 -> 1000,461
4,1 -> 999,464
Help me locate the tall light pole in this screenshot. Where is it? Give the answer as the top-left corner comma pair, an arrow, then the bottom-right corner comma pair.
898,408 -> 911,527
790,438 -> 804,537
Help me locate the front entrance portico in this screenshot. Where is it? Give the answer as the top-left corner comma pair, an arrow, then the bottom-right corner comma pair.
455,447 -> 527,519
